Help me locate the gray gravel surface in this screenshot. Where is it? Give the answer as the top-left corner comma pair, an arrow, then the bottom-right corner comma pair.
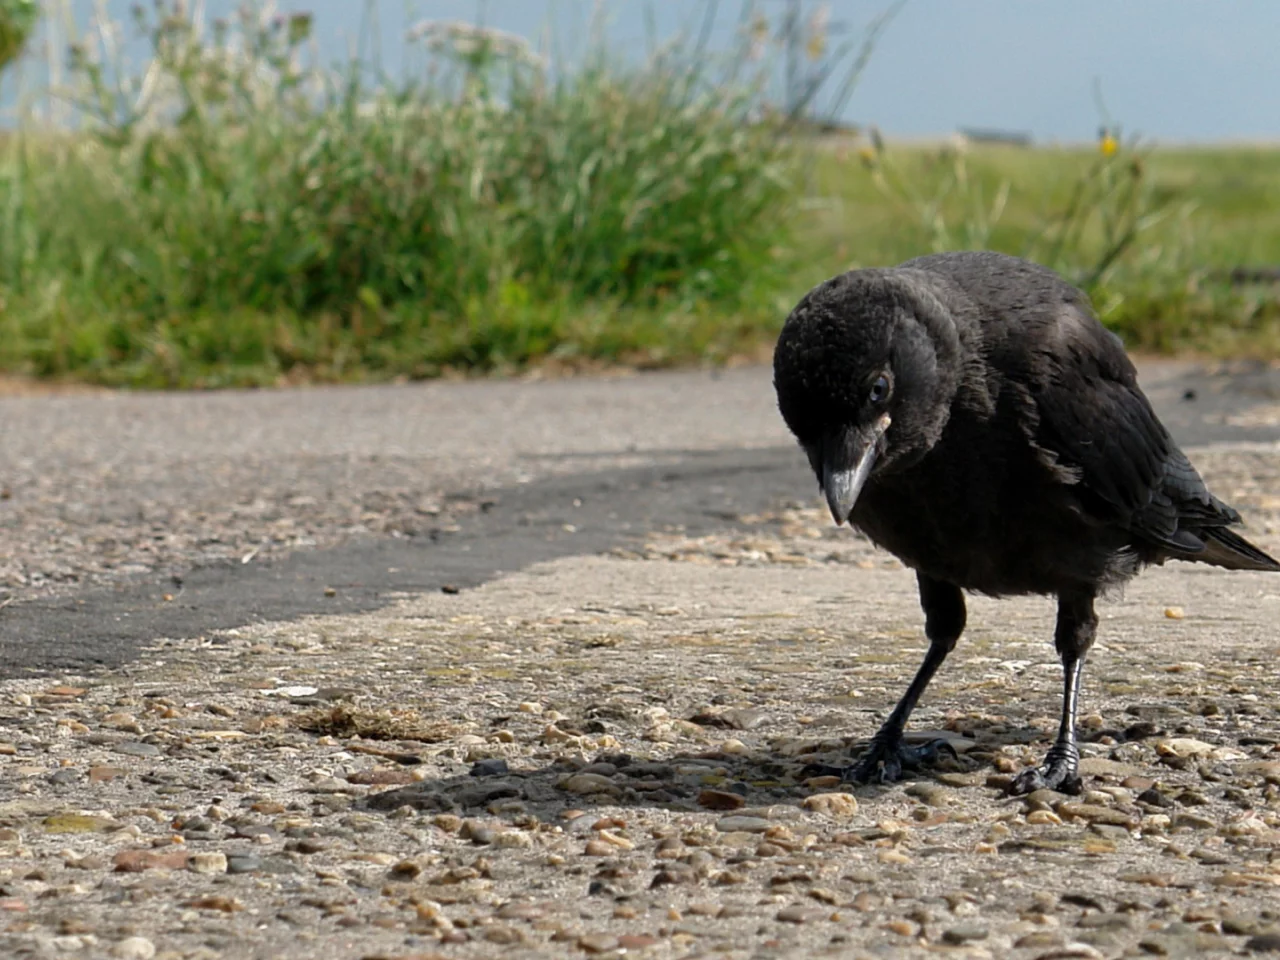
0,360 -> 1277,959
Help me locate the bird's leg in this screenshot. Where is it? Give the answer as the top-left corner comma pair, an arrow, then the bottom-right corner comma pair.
1009,589 -> 1098,796
845,574 -> 965,784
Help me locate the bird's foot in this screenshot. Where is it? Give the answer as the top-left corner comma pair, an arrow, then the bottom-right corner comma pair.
820,735 -> 958,785
1008,743 -> 1082,795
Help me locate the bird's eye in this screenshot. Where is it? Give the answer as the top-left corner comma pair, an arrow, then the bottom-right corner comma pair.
868,374 -> 891,405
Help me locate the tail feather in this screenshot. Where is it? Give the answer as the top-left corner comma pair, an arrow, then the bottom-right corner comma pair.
1197,527 -> 1280,572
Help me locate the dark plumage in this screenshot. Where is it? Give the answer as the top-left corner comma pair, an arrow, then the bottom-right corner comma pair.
773,250 -> 1279,793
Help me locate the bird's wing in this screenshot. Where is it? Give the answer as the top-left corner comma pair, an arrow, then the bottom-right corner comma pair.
1017,304 -> 1230,550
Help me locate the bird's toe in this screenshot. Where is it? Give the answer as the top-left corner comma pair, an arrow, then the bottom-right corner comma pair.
1007,752 -> 1083,796
845,736 -> 957,785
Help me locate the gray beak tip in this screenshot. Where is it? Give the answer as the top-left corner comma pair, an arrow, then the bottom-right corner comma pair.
822,420 -> 887,527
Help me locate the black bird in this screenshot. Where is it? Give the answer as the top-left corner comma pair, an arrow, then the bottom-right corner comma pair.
772,251 -> 1279,794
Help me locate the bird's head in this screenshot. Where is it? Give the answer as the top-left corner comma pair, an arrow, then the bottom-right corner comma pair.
772,269 -> 964,526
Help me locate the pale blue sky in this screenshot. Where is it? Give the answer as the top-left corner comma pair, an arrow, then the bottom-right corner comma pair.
19,1 -> 1280,142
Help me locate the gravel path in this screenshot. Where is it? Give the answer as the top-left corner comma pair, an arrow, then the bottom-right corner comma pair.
0,363 -> 1276,959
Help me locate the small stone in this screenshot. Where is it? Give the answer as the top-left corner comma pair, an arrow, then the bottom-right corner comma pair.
1025,788 -> 1068,809
697,789 -> 746,811
187,853 -> 228,875
583,840 -> 612,856
1032,946 -> 1104,960
1222,913 -> 1267,936
114,741 -> 162,758
560,773 -> 620,796
1239,761 -> 1280,784
777,905 -> 822,923
225,855 -> 262,875
345,768 -> 415,786
578,933 -> 620,953
1241,933 -> 1280,954
1172,812 -> 1216,830
470,759 -> 510,777
112,849 -> 189,873
801,793 -> 859,818
904,782 -> 952,807
1055,802 -> 1133,827
715,816 -> 771,833
483,926 -> 524,945
596,829 -> 634,850
111,937 -> 156,959
459,820 -> 498,845
1016,932 -> 1065,949
43,814 -> 116,834
1156,738 -> 1215,759
183,895 -> 243,913
1076,912 -> 1131,930
496,902 -> 544,921
1088,823 -> 1131,841
942,924 -> 988,944
432,813 -> 463,833
1164,606 -> 1185,619
618,935 -> 658,949
1027,810 -> 1064,826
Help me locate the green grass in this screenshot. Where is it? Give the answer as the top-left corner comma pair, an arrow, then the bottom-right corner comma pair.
796,140 -> 1280,356
0,3 -> 1278,389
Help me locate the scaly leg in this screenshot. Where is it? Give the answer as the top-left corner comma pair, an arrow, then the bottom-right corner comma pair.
846,573 -> 965,784
1009,588 -> 1098,795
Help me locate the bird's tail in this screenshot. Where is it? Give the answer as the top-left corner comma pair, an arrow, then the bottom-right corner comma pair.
1197,527 -> 1280,572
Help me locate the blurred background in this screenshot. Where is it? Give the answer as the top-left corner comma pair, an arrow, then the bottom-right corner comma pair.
0,0 -> 1277,389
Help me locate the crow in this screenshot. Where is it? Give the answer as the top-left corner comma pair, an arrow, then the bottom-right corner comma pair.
772,250 -> 1279,794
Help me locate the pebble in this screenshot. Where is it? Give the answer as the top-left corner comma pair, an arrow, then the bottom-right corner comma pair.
1033,946 -> 1105,960
225,855 -> 263,875
469,759 -> 510,777
904,782 -> 952,807
460,820 -> 497,845
112,849 -> 189,873
577,933 -> 620,954
801,793 -> 859,818
697,789 -> 746,811
188,852 -> 229,875
777,905 -> 823,923
1245,933 -> 1280,953
114,741 -> 162,758
1171,812 -> 1216,830
560,773 -> 620,796
1239,761 -> 1280,784
111,938 -> 156,960
1027,810 -> 1064,826
1055,802 -> 1133,827
715,816 -> 772,833
1156,738 -> 1215,759
942,924 -> 988,944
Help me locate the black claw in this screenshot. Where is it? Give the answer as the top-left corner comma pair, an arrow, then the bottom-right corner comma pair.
1007,747 -> 1082,796
845,736 -> 957,785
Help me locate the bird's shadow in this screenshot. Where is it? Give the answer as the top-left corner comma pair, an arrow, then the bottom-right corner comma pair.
350,720 -> 1131,825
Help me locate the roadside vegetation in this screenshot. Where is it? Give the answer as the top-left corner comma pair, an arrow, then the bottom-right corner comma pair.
0,1 -> 1277,388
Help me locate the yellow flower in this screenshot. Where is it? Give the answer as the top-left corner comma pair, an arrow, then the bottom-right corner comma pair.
1099,133 -> 1118,158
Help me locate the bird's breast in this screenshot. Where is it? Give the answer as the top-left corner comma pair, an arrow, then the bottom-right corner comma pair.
850,435 -> 1129,596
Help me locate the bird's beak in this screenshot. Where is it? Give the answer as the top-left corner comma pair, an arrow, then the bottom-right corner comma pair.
823,415 -> 890,525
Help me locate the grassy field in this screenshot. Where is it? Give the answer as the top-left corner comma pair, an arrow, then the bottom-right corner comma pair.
799,140 -> 1280,355
0,4 -> 1278,388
